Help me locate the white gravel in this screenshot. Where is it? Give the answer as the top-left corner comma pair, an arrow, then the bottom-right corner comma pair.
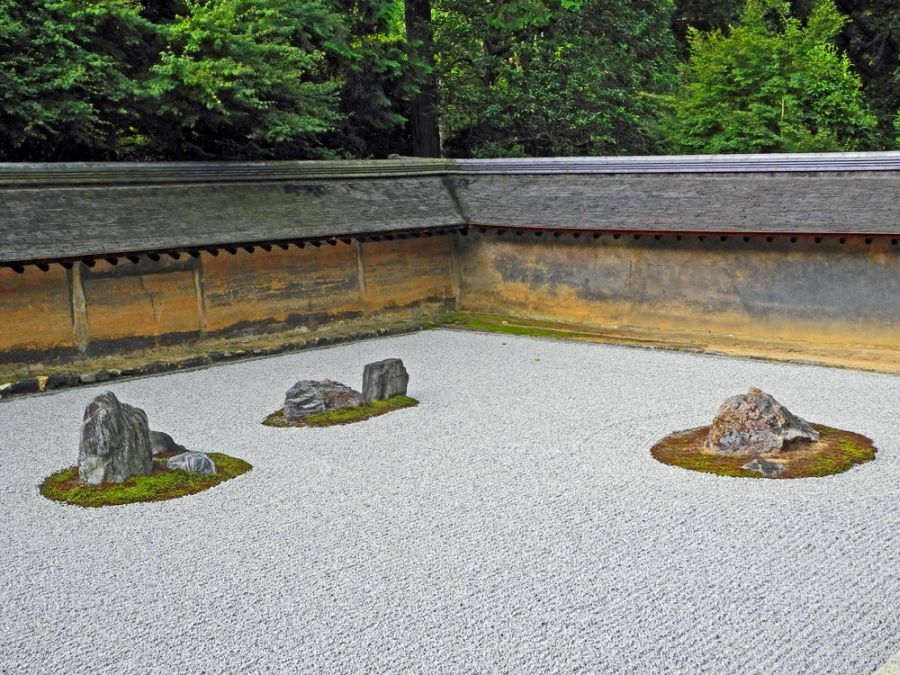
1,329 -> 899,674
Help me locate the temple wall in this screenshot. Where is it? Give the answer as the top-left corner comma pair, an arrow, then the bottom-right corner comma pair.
0,235 -> 456,362
455,231 -> 900,356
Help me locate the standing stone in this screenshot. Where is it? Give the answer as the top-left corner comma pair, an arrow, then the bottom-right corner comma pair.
284,379 -> 364,421
362,358 -> 409,402
78,392 -> 153,485
149,430 -> 187,456
706,387 -> 819,457
167,451 -> 217,475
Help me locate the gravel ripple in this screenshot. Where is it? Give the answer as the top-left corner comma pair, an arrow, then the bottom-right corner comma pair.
0,329 -> 898,674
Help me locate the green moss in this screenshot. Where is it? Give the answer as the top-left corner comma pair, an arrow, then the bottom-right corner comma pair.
262,395 -> 419,428
651,424 -> 877,479
40,453 -> 252,508
442,313 -> 598,341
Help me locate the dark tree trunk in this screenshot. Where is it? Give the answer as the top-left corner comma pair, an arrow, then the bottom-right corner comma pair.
404,0 -> 441,157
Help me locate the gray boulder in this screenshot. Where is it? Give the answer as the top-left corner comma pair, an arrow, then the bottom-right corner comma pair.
149,430 -> 187,456
167,451 -> 217,475
742,459 -> 788,477
78,392 -> 153,485
284,379 -> 364,421
706,387 -> 819,457
362,358 -> 409,402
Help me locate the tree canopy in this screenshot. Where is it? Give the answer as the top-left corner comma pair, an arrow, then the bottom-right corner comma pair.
0,0 -> 895,160
660,0 -> 877,153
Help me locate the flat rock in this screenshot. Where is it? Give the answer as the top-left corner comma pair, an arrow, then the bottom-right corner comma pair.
167,451 -> 216,475
362,358 -> 409,402
149,430 -> 187,456
78,391 -> 153,485
284,379 -> 364,421
742,459 -> 788,477
706,387 -> 819,457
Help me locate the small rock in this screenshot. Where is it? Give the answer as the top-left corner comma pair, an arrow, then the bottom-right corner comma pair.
80,370 -> 110,384
284,379 -> 364,421
10,378 -> 40,394
179,356 -> 209,369
149,430 -> 187,456
208,351 -> 226,362
706,387 -> 819,457
362,358 -> 409,402
46,374 -> 79,389
167,451 -> 216,475
0,383 -> 11,397
742,459 -> 787,477
79,392 -> 153,485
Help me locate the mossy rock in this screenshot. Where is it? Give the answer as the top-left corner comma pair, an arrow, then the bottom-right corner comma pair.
263,395 -> 418,428
650,424 -> 876,479
40,452 -> 252,507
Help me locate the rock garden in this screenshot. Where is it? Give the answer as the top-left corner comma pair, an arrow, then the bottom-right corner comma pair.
40,391 -> 251,507
263,357 -> 417,428
650,387 -> 876,478
3,330 -> 899,673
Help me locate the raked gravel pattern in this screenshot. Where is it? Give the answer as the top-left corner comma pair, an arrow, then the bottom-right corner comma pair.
1,329 -> 899,674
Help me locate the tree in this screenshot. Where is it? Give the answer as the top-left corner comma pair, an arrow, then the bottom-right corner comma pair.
143,0 -> 345,159
0,0 -> 151,160
660,0 -> 877,153
433,0 -> 678,158
404,0 -> 440,156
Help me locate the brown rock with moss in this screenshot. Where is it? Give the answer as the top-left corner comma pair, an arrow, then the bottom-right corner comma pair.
283,379 -> 364,421
705,387 -> 819,457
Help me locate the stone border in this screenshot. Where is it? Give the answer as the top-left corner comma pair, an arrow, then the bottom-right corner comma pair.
0,324 -> 423,402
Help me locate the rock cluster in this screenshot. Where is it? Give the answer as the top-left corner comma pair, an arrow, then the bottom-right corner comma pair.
283,358 -> 410,420
78,391 -> 215,484
705,387 -> 819,457
362,358 -> 409,402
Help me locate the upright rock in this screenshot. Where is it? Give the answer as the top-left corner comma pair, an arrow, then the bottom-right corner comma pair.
706,387 -> 819,457
79,392 -> 153,485
284,379 -> 364,421
149,430 -> 187,456
362,358 -> 409,402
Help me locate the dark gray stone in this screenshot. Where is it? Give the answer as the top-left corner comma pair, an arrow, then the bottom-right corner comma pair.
10,378 -> 40,394
167,451 -> 216,475
362,358 -> 409,402
78,391 -> 153,485
149,430 -> 187,456
706,387 -> 819,457
284,379 -> 364,421
46,374 -> 78,389
742,459 -> 788,477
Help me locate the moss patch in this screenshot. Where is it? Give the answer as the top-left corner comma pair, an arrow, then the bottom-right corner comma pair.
262,395 -> 418,428
442,313 -> 603,341
40,452 -> 252,507
650,424 -> 876,479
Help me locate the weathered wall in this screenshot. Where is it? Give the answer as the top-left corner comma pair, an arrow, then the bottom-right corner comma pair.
0,235 -> 455,362
456,231 -> 900,354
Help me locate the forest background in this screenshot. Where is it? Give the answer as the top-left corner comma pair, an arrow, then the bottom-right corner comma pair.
0,0 -> 896,160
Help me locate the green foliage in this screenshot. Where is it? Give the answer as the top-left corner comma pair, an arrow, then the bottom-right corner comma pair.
40,453 -> 252,507
143,0 -> 345,158
434,0 -> 679,157
660,0 -> 877,153
0,0 -> 152,159
262,395 -> 419,427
